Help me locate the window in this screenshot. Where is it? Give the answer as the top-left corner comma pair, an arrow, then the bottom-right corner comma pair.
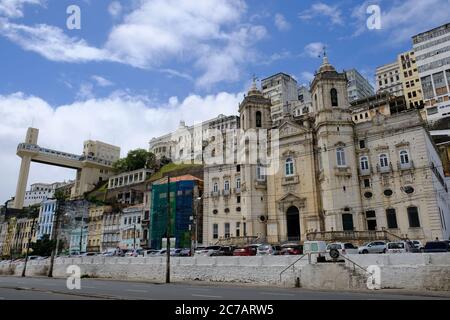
285,157 -> 295,176
213,182 -> 218,193
386,209 -> 398,229
236,165 -> 241,172
336,148 -> 346,167
256,111 -> 262,128
379,154 -> 389,168
399,150 -> 410,165
236,222 -> 241,237
342,214 -> 354,231
363,179 -> 371,188
224,180 -> 230,191
237,196 -> 241,204
224,223 -> 230,238
213,224 -> 219,239
330,88 -> 338,107
407,207 -> 420,228
256,165 -> 266,181
360,156 -> 369,171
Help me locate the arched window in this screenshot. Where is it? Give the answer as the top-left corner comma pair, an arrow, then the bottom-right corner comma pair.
379,154 -> 389,168
360,156 -> 369,171
400,150 -> 410,164
285,157 -> 295,176
224,180 -> 230,191
331,88 -> 338,107
256,111 -> 262,128
336,147 -> 346,167
213,182 -> 218,193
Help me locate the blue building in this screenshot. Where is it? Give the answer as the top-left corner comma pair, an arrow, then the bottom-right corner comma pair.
37,199 -> 57,239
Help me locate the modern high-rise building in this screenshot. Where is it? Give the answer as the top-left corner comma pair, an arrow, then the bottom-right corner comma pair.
397,50 -> 424,116
261,73 -> 298,125
346,69 -> 374,102
413,23 -> 450,122
375,62 -> 404,97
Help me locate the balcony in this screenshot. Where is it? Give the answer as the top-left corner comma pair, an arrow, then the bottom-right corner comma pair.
334,166 -> 351,177
282,175 -> 299,186
233,188 -> 241,194
254,180 -> 267,189
210,191 -> 220,198
222,189 -> 231,197
358,166 -> 372,176
397,160 -> 414,171
376,163 -> 393,174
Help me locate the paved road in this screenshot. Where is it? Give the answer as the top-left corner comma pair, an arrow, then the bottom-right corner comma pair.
0,276 -> 447,300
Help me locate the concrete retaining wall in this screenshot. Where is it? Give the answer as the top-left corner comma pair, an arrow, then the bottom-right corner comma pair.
1,253 -> 449,291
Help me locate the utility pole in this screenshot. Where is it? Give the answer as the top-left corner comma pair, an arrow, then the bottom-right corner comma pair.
22,216 -> 37,277
133,224 -> 136,251
166,175 -> 170,284
79,217 -> 83,254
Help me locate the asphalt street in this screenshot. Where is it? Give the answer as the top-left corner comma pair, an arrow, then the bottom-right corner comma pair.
0,276 -> 448,300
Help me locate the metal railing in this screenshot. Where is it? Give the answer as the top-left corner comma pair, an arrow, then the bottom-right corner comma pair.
279,254 -> 307,282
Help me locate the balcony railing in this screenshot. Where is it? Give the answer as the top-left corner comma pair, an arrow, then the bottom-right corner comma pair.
210,191 -> 220,198
233,188 -> 241,194
222,189 -> 231,197
397,160 -> 414,171
376,163 -> 393,173
358,167 -> 372,176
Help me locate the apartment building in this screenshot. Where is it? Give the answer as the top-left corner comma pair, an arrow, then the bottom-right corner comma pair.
413,23 -> 450,122
376,62 -> 404,97
346,69 -> 375,102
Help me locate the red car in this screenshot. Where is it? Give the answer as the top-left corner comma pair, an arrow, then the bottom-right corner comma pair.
233,245 -> 259,256
280,244 -> 303,255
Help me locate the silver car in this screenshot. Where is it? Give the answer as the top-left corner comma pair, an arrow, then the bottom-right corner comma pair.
256,244 -> 281,255
358,241 -> 387,254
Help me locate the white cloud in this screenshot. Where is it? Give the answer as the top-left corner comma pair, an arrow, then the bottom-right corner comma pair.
274,13 -> 290,31
0,20 -> 114,62
108,1 -> 122,18
0,90 -> 243,203
304,42 -> 325,58
351,0 -> 450,44
299,2 -> 343,25
91,75 -> 114,87
0,0 -> 266,88
0,0 -> 44,18
300,71 -> 315,83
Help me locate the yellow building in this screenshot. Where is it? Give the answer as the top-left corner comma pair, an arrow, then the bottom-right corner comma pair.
87,205 -> 111,252
398,50 -> 425,118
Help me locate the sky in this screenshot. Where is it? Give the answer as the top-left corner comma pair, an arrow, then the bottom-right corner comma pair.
1,0 -> 450,203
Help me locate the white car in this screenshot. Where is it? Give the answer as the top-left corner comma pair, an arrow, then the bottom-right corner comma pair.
194,246 -> 222,256
325,242 -> 358,261
358,241 -> 387,254
386,241 -> 415,253
411,240 -> 424,251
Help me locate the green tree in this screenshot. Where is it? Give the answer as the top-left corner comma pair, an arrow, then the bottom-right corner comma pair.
30,235 -> 56,257
112,149 -> 158,173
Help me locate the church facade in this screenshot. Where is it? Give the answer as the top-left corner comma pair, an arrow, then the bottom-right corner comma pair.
202,58 -> 450,245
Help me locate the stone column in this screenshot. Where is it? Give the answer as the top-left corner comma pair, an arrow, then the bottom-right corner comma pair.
13,155 -> 31,209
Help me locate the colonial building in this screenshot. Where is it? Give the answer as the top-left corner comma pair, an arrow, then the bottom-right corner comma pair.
202,57 -> 450,245
376,61 -> 403,97
87,205 -> 110,252
119,204 -> 143,251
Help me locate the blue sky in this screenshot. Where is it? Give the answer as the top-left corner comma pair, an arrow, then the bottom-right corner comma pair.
0,0 -> 450,202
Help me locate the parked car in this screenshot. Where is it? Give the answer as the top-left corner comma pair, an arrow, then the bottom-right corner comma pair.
80,252 -> 99,257
233,245 -> 259,256
257,244 -> 281,256
195,246 -> 222,256
280,244 -> 303,255
101,251 -> 115,257
170,248 -> 183,256
142,249 -> 159,257
423,241 -> 450,253
125,250 -> 140,257
386,241 -> 416,253
194,246 -> 206,255
154,249 -> 167,256
179,248 -> 192,257
411,240 -> 424,251
358,241 -> 387,254
326,242 -> 358,260
214,246 -> 236,256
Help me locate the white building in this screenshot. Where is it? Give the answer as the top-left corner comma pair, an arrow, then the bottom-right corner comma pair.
119,204 -> 144,251
23,181 -> 72,207
413,23 -> 450,122
376,61 -> 403,97
37,199 -> 57,239
346,69 -> 374,102
261,73 -> 298,125
108,169 -> 153,190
